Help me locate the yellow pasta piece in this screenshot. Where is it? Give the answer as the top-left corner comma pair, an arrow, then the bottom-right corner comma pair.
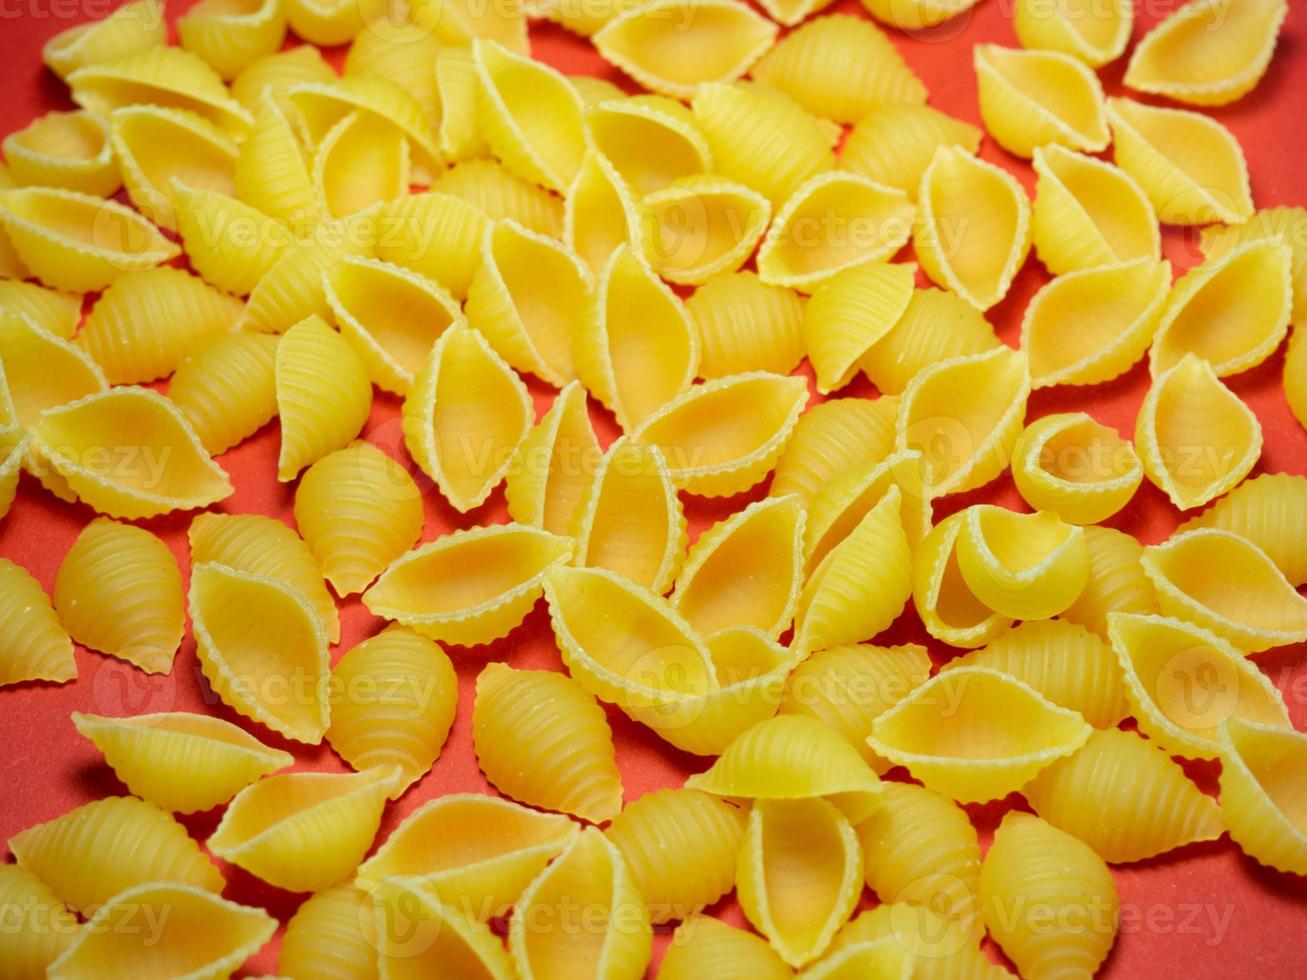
284,0 -> 383,48
770,396 -> 897,505
527,0 -> 640,37
1201,206 -> 1307,323
366,524 -> 572,646
0,864 -> 78,977
2,110 -> 118,197
1179,473 -> 1307,587
828,904 -> 1003,980
1218,717 -> 1307,876
1014,0 -> 1132,66
374,882 -> 516,980
736,798 -> 862,968
606,788 -> 746,924
1011,413 -> 1142,524
474,663 -> 624,823
570,75 -> 629,105
0,557 -> 76,688
859,288 -> 1000,397
190,561 -> 331,744
209,766 -> 400,892
1022,256 -> 1171,389
1150,237 -> 1293,378
1287,324 -> 1307,431
980,812 -> 1118,979
178,0 -> 285,81
0,310 -> 105,427
504,381 -> 601,534
42,0 -> 165,79
858,0 -> 980,30
0,186 -> 177,292
313,112 -> 410,219
912,511 -> 1013,649
372,192 -> 489,302
1135,353 -> 1262,510
804,262 -> 915,394
436,46 -> 489,163
585,95 -> 712,197
869,667 -> 1091,803
278,882 -> 376,980
974,44 -> 1109,158
9,796 -> 223,912
432,159 -> 562,239
688,271 -> 806,380
1061,525 -> 1157,637
639,175 -> 771,286
955,505 -> 1089,621
914,146 -> 1031,310
344,19 -> 441,122
840,103 -> 982,201
235,93 -> 317,224
807,450 -> 931,570
0,279 -> 81,340
565,148 -> 641,279
171,184 -> 289,297
289,76 -> 439,179
658,914 -> 793,980
402,322 -> 532,511
1107,611 -> 1289,759
231,45 -> 336,116
1106,97 -> 1252,226
239,224 -> 377,332
798,937 -> 913,979
594,0 -> 776,99
0,426 -> 25,523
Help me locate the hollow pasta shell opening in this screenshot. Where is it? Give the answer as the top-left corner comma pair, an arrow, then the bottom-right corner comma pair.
956,505 -> 1089,621
1218,717 -> 1307,876
312,111 -> 410,219
565,148 -> 642,279
1201,206 -> 1307,323
912,511 -> 1014,648
973,44 -> 1109,158
639,175 -> 771,286
1011,412 -> 1143,524
1013,0 -> 1133,67
586,95 -> 712,197
504,381 -> 600,534
42,0 -> 166,79
0,311 -> 106,427
839,103 -> 981,201
2,110 -> 119,197
374,882 -> 517,980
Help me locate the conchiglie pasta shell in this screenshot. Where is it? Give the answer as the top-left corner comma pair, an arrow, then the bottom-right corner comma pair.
529,0 -> 643,37
288,75 -> 438,176
169,331 -> 278,455
659,914 -> 792,980
1014,0 -> 1132,66
374,882 -> 516,980
231,45 -> 336,116
1012,413 -> 1142,525
240,232 -> 366,334
859,287 -> 1000,396
178,0 -> 286,81
687,271 -> 806,379
565,148 -> 641,279
171,183 -> 290,296
436,46 -> 489,162
803,261 -> 915,393
42,0 -> 165,80
803,938 -> 914,979
0,865 -> 78,977
806,450 -> 931,571
1179,473 -> 1307,587
858,0 -> 981,30
432,160 -> 562,239
313,111 -> 410,219
585,95 -> 712,197
0,310 -> 106,427
1061,525 -> 1156,637
2,110 -> 119,197
955,505 -> 1088,621
1287,324 -> 1307,431
638,175 -> 771,287
504,381 -> 601,534
0,426 -> 26,523
278,882 -> 376,980
974,44 -> 1109,158
343,20 -> 441,122
912,512 -> 1013,649
0,279 -> 81,340
372,191 -> 489,302
839,103 -> 982,202
1217,717 -> 1307,876
235,94 -> 317,224
770,396 -> 897,505
284,0 -> 383,46
1200,205 -> 1307,323
0,557 -> 76,687
828,904 -> 1003,980
430,0 -> 530,54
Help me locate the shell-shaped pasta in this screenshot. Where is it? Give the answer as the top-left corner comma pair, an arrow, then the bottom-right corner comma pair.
869,667 -> 1092,803
828,905 -> 1002,980
1061,526 -> 1158,637
231,45 -> 336,115
658,914 -> 793,980
402,322 -> 532,512
687,271 -> 806,379
474,663 -> 624,823
0,558 -> 76,687
1150,238 -> 1293,378
1134,353 -> 1262,510
585,96 -> 712,198
1024,728 -> 1223,863
356,794 -> 579,917
374,882 -> 516,980
1201,206 -> 1307,323
48,882 -> 275,980
432,160 -> 563,239
840,104 -> 981,202
371,192 -> 490,302
736,798 -> 862,968
859,287 -> 999,397
574,246 -> 698,433
42,0 -> 165,79
529,0 -> 643,37
914,147 -> 1031,311
0,310 -> 106,427
770,396 -> 897,505
804,262 -> 915,394
295,442 -> 423,597
9,796 -> 223,912
955,506 -> 1089,621
1218,717 -> 1307,875
912,512 -> 1014,649
510,828 -> 652,980
313,112 -> 410,219
190,561 -> 331,744
189,511 -> 339,644
289,76 -> 439,177
1014,0 -> 1132,66
751,14 -> 925,123
780,643 -> 931,773
53,519 -> 182,674
672,495 -> 805,639
344,20 -> 441,121
1022,257 -> 1171,389
0,865 -> 78,977
284,0 -> 382,45
974,45 -> 1109,158
606,788 -> 746,924
1107,97 -> 1252,226
278,882 -> 376,980
0,426 -> 25,522
0,279 -> 81,340
1107,611 -> 1289,759
807,451 -> 931,572
1012,413 -> 1143,525
1287,324 -> 1307,432
566,149 -> 641,279
980,813 -> 1118,980
1179,473 -> 1307,587
594,0 -> 776,100
1126,0 -> 1287,106
2,110 -> 119,197
858,0 -> 981,30
178,0 -> 285,81
327,626 -> 457,797
235,94 -> 316,224
0,186 -> 177,292
1031,144 -> 1159,276
29,387 -> 231,518
692,82 -> 835,208
171,184 -> 288,297
639,175 -> 771,286
436,46 -> 488,162
209,766 -> 400,892
366,524 -> 573,646
505,381 -> 601,534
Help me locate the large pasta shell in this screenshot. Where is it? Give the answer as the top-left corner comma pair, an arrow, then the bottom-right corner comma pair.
374,882 -> 516,980
189,561 -> 331,744
209,766 -> 401,892
178,0 -> 286,80
474,663 -> 624,824
235,93 -> 317,224
0,279 -> 81,340
1061,525 -> 1158,637
860,287 -> 1000,397
1107,611 -> 1289,759
436,46 -> 489,162
171,183 -> 290,296
974,45 -> 1109,158
659,914 -> 792,980
1200,205 -> 1307,323
806,450 -> 931,572
2,110 -> 119,197
827,904 -> 1003,980
504,381 -> 601,534
858,0 -> 981,30
804,260 -> 916,394
278,882 -> 377,979
0,310 -> 106,427
1011,412 -> 1142,524
770,396 -> 897,504
688,271 -> 806,380
312,111 -> 410,219
868,667 -> 1092,803
584,95 -> 712,198
912,512 -> 1013,649
9,796 -> 223,912
1023,728 -> 1223,863
565,148 -> 642,279
955,505 -> 1089,621
42,0 -> 165,79
839,103 -> 981,201
240,231 -> 367,334
1218,717 -> 1307,875
1134,353 -> 1262,510
0,865 -> 78,977
373,191 -> 491,301
432,159 -> 562,240
288,76 -> 439,178
169,331 -> 279,456
639,175 -> 771,286
366,524 -> 573,646
1179,473 -> 1307,587
1014,0 -> 1132,66
0,557 -> 76,687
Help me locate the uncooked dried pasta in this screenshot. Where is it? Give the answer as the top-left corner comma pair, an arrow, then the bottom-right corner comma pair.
343,19 -> 441,121
974,44 -> 1109,157
0,427 -> 25,522
839,103 -> 981,201
1286,326 -> 1307,431
312,111 -> 410,219
912,511 -> 1014,648
433,160 -> 563,239
859,0 -> 981,30
861,288 -> 999,397
277,882 -> 377,980
955,505 -> 1089,621
234,94 -> 317,224
230,45 -> 335,115
373,191 -> 491,301
0,279 -> 81,340
0,864 -> 77,977
237,232 -> 365,335
0,558 -> 76,688
1058,526 -> 1156,638
283,0 -> 381,46
289,75 -> 439,178
1201,206 -> 1307,323
2,110 -> 118,197
171,184 -> 289,297
1014,0 -> 1132,66
658,914 -> 792,980
0,310 -> 106,426
771,396 -> 897,505
585,95 -> 712,197
42,0 -> 165,79
1180,473 -> 1307,586
803,262 -> 915,393
639,175 -> 771,286
687,271 -> 806,379
504,381 -> 601,535
566,148 -> 641,279
177,0 -> 284,81
436,47 -> 489,162
828,904 -> 1003,980
805,450 -> 931,572
1011,412 -> 1143,524
1218,717 -> 1307,876
374,883 -> 517,980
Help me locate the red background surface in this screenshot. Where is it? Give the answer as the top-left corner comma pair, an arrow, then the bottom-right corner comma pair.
2,0 -> 1307,975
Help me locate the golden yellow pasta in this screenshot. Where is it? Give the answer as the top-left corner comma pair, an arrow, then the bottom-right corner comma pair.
374,882 -> 517,980
839,103 -> 982,201
804,452 -> 927,565
168,331 -> 279,455
313,111 -> 410,219
1218,717 -> 1307,876
1286,324 -> 1307,431
372,191 -> 491,301
344,19 -> 441,121
1060,526 -> 1156,637
1179,473 -> 1307,587
688,271 -> 806,380
504,381 -> 601,535
1014,0 -> 1132,66
566,148 -> 641,279
237,231 -> 367,335
912,511 -> 1014,649
42,0 -> 165,79
639,175 -> 771,286
955,505 -> 1089,620
658,914 -> 793,980
803,262 -> 916,394
436,46 -> 489,162
0,557 -> 76,688
860,287 -> 1000,396
770,395 -> 897,505
0,864 -> 78,977
432,159 -> 563,239
0,426 -> 26,523
1011,412 -> 1143,524
278,882 -> 376,980
0,279 -> 81,340
234,93 -> 317,224
828,904 -> 1003,980
230,44 -> 336,115
171,184 -> 289,297
974,44 -> 1109,158
1201,205 -> 1307,323
0,310 -> 105,427
289,75 -> 439,178
283,0 -> 382,45
2,110 -> 118,197
859,0 -> 981,30
177,0 -> 285,81
585,95 -> 712,197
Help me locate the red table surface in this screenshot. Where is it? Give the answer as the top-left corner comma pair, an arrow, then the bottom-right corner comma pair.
2,0 -> 1307,976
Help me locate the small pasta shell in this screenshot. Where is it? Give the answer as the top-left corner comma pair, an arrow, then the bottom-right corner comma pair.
858,0 -> 981,30
1179,473 -> 1307,587
829,904 -> 1002,980
474,663 -> 624,824
529,0 -> 643,37
436,46 -> 489,162
171,183 -> 290,296
0,865 -> 78,977
356,793 -> 579,916
0,426 -> 26,523
312,111 -> 410,219
1106,611 -> 1289,759
736,798 -> 862,968
974,44 -> 1109,158
570,75 -> 629,106
807,452 -> 931,575
1061,525 -> 1157,637
868,667 -> 1092,803
631,372 -> 808,497
605,788 -> 746,924
295,442 -> 423,597
804,262 -> 915,394
1011,412 -> 1143,524
1106,97 -> 1253,226
504,381 -> 601,534
366,523 -> 572,645
178,0 -> 285,81
9,796 -> 223,912
0,186 -> 177,292
2,110 -> 118,197
639,175 -> 771,286
687,271 -> 806,380
373,191 -> 490,301
1125,0 -> 1287,106
0,558 -> 76,687
278,882 -> 376,979
1014,0 -> 1132,66
343,20 -> 441,122
955,505 -> 1089,621
284,0 -> 383,46
1201,205 -> 1307,323
1287,325 -> 1307,431
659,914 -> 792,980
896,346 -> 1030,497
231,45 -> 336,116
585,95 -> 712,197
565,148 -> 641,279
1134,353 -> 1262,510
432,159 -> 562,239
288,76 -> 439,178
1149,237 -> 1294,378
672,495 -> 805,639
235,94 -> 317,224
860,287 -> 1000,396
1031,144 -> 1159,276
1023,728 -> 1224,863
42,0 -> 165,79
914,146 -> 1031,311
209,766 -> 401,892
275,315 -> 372,482
1021,257 -> 1171,389
840,103 -> 981,202
594,0 -> 776,99
1218,717 -> 1307,876
189,561 -> 331,744
0,279 -> 81,340
770,396 -> 897,505
979,812 -> 1118,980
912,512 -> 1014,649
0,310 -> 106,427
374,883 -> 516,980
238,231 -> 365,335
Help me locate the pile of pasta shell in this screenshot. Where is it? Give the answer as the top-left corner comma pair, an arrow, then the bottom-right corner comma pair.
0,0 -> 1304,976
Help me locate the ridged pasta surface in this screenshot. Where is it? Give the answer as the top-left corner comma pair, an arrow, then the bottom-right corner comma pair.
658,914 -> 792,980
0,557 -> 76,687
0,864 -> 78,977
1179,472 -> 1307,586
168,330 -> 280,455
688,271 -> 806,379
278,882 -> 377,980
770,396 -> 897,504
